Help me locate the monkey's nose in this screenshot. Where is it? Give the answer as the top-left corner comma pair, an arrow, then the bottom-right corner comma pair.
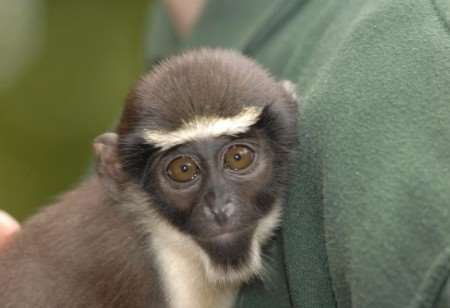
204,202 -> 235,226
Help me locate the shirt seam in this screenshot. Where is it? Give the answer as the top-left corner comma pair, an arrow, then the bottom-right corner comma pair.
431,0 -> 450,37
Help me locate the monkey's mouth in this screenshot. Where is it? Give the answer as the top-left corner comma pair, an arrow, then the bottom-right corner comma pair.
195,225 -> 255,243
194,226 -> 256,267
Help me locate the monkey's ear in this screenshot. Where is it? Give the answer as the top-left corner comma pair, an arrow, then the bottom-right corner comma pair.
280,80 -> 298,102
279,80 -> 301,125
93,133 -> 126,191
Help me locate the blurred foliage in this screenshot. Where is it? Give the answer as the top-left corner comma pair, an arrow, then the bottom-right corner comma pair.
0,0 -> 151,220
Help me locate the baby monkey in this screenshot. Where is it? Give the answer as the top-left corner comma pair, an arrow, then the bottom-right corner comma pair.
0,49 -> 298,308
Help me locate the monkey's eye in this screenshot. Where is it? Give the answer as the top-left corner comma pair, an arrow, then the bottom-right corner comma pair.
224,145 -> 254,171
167,156 -> 199,182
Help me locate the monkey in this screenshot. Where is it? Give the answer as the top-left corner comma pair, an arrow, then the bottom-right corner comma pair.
0,48 -> 298,308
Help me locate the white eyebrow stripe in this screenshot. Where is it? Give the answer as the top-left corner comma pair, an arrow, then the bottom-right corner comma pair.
143,106 -> 263,150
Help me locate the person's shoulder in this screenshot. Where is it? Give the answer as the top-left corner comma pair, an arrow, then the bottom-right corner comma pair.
145,0 -> 181,69
274,0 -> 450,91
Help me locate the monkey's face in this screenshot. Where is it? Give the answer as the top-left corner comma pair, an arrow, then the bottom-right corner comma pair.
144,130 -> 277,268
118,102 -> 295,273
113,49 -> 298,279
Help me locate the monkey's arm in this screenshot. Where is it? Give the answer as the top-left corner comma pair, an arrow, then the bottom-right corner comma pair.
0,178 -> 164,308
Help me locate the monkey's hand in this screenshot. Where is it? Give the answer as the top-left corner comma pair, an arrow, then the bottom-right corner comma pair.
0,211 -> 20,249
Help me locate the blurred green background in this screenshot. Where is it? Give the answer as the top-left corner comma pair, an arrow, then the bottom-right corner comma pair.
0,0 -> 151,220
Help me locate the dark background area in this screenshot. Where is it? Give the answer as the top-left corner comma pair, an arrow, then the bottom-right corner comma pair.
0,0 -> 150,220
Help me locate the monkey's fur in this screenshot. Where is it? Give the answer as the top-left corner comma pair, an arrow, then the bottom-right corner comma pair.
0,49 -> 298,308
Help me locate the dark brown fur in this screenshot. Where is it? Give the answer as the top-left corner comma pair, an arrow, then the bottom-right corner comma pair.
0,179 -> 166,308
118,49 -> 296,135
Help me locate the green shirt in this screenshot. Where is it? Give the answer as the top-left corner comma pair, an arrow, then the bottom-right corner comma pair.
146,1 -> 450,307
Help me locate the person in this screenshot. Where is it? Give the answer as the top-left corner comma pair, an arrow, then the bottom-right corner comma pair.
0,211 -> 19,249
146,1 -> 450,307
3,1 -> 450,307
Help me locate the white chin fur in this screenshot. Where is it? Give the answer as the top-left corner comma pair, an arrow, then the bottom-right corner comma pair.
143,106 -> 263,150
127,186 -> 282,308
200,205 -> 282,284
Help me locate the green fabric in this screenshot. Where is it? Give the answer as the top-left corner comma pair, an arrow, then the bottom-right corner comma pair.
145,2 -> 181,65
146,1 -> 450,307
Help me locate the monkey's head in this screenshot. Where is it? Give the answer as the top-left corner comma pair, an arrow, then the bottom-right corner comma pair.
94,49 -> 298,283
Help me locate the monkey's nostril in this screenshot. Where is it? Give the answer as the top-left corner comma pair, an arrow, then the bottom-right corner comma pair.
204,191 -> 216,204
213,212 -> 227,225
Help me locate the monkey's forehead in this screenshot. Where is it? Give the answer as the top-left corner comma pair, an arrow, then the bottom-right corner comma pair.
117,49 -> 287,138
141,106 -> 263,151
